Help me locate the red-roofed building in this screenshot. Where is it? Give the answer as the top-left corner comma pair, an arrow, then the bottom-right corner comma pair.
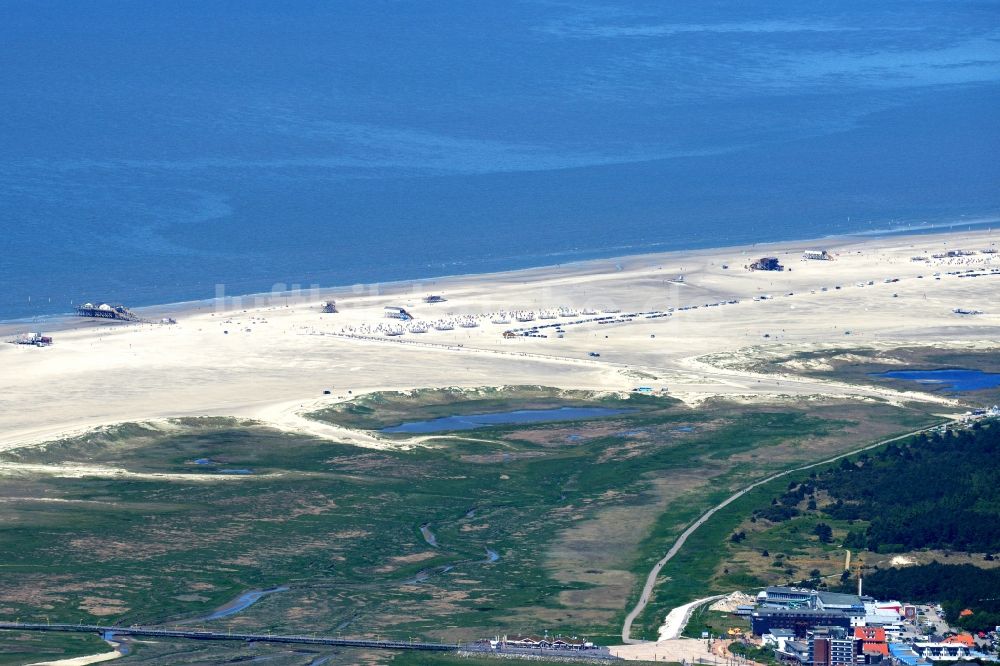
854,626 -> 888,663
855,627 -> 886,642
943,633 -> 975,647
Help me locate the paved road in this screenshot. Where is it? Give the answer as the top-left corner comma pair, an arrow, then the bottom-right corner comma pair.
620,419 -> 954,643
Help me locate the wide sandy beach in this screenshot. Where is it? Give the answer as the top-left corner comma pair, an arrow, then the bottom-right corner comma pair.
2,228 -> 998,451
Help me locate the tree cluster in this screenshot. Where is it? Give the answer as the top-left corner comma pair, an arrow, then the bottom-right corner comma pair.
758,422 -> 1000,554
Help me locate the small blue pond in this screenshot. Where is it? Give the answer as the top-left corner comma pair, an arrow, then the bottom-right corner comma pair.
874,369 -> 1000,392
382,407 -> 635,433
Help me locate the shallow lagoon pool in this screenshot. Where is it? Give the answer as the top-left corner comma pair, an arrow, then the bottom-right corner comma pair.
381,407 -> 635,433
873,369 -> 1000,392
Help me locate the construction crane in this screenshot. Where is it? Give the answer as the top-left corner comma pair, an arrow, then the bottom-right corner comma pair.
853,555 -> 865,596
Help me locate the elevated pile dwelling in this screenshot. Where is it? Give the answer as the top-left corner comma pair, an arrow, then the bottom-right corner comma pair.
321,301 -> 338,313
76,302 -> 141,321
424,295 -> 446,303
384,306 -> 414,321
750,257 -> 784,271
803,250 -> 832,260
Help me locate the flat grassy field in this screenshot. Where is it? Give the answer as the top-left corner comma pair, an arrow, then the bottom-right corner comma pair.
0,387 -> 941,663
0,630 -> 108,666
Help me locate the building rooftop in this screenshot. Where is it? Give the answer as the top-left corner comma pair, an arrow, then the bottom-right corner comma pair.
817,591 -> 866,607
764,586 -> 815,596
755,607 -> 849,617
943,634 -> 975,647
783,640 -> 810,657
889,642 -> 929,666
810,626 -> 849,639
855,626 -> 887,642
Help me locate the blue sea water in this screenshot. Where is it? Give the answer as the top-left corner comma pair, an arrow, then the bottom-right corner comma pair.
1,1 -> 998,321
381,407 -> 635,433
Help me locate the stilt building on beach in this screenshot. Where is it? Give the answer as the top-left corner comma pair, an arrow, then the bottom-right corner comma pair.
76,303 -> 141,321
385,306 -> 414,321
